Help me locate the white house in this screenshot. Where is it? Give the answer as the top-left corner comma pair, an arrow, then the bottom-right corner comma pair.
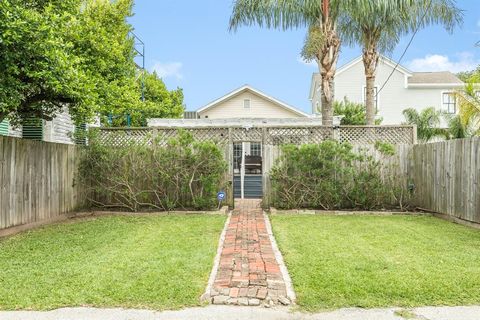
0,108 -> 81,144
309,55 -> 465,124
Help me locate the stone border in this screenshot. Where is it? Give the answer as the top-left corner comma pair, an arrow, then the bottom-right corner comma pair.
201,210 -> 232,303
270,208 -> 429,216
263,211 -> 296,304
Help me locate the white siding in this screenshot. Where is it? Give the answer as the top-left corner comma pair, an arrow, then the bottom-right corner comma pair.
199,91 -> 303,119
7,108 -> 75,144
313,59 -> 460,125
43,108 -> 75,144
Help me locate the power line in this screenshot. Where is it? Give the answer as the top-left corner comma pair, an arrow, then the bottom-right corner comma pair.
376,0 -> 433,96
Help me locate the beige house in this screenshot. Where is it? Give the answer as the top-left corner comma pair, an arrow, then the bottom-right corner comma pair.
196,85 -> 309,119
309,55 -> 465,125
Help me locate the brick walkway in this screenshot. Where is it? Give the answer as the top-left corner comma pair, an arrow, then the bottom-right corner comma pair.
208,199 -> 290,306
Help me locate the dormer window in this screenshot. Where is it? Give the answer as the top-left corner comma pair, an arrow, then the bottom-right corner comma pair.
244,99 -> 250,109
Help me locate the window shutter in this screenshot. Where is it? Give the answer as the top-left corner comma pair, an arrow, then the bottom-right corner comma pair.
0,119 -> 8,136
22,118 -> 44,140
74,123 -> 87,145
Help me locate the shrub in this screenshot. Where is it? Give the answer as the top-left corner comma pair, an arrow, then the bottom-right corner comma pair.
78,130 -> 227,211
270,140 -> 409,210
334,98 -> 383,125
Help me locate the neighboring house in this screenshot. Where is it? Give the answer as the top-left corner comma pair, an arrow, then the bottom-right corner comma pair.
309,55 -> 465,125
195,85 -> 309,119
0,108 -> 78,144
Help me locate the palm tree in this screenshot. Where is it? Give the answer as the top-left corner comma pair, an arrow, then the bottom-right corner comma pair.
340,0 -> 462,125
456,75 -> 480,136
229,0 -> 342,126
402,107 -> 448,142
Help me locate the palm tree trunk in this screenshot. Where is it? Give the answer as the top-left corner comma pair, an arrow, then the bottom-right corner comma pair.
318,3 -> 340,126
362,48 -> 379,125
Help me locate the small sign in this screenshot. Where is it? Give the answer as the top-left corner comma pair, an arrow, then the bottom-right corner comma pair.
217,191 -> 226,201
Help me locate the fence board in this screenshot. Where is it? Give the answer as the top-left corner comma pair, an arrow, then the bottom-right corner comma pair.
411,137 -> 480,223
0,136 -> 85,230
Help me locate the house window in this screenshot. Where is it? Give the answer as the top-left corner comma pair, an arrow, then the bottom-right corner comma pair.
363,86 -> 378,111
244,99 -> 250,109
442,92 -> 456,114
250,143 -> 261,156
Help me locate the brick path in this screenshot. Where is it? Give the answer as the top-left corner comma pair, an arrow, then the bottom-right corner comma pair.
208,199 -> 290,306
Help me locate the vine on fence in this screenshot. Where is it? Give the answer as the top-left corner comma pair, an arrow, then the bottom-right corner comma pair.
78,130 -> 227,211
270,140 -> 411,210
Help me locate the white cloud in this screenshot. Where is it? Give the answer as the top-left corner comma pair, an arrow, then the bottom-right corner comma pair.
151,61 -> 183,80
406,52 -> 479,73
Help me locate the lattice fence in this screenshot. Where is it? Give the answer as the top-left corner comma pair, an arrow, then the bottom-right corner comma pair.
338,126 -> 415,145
93,125 -> 416,147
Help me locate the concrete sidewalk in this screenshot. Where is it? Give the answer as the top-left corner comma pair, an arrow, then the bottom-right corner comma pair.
1,305 -> 479,320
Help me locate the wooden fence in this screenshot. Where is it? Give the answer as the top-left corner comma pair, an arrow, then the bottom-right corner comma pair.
0,134 -> 478,231
0,136 -> 85,230
410,137 -> 480,223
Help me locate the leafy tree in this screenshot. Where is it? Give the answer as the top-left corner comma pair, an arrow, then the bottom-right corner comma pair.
0,0 -> 88,125
101,71 -> 185,127
340,0 -> 462,125
402,107 -> 448,142
229,0 -> 342,126
333,98 -> 382,125
0,0 -> 140,126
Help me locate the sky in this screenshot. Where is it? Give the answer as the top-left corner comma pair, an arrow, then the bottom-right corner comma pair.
128,1 -> 480,113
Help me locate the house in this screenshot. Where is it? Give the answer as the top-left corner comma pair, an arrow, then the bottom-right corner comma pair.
309,55 -> 465,125
0,108 -> 80,144
194,85 -> 309,119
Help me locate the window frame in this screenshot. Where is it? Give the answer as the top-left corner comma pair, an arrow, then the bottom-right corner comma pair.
441,91 -> 457,114
243,99 -> 251,109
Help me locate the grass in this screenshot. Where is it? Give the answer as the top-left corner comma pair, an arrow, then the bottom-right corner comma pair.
271,214 -> 480,311
0,214 -> 226,310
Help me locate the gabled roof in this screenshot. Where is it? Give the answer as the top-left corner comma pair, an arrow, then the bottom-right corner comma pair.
197,85 -> 309,117
408,71 -> 463,85
336,55 -> 413,77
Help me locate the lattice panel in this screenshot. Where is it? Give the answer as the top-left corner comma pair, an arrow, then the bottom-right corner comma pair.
339,127 -> 414,145
94,126 -> 415,147
96,129 -> 153,147
265,127 -> 334,145
187,128 -> 229,144
231,128 -> 263,142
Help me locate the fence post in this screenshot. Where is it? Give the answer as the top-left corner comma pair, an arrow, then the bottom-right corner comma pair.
152,128 -> 158,150
412,125 -> 417,144
333,126 -> 340,142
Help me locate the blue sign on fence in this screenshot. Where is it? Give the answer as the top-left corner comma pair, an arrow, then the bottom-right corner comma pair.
217,191 -> 226,201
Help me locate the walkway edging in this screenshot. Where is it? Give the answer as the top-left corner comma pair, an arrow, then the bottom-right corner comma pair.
201,211 -> 232,303
263,211 -> 296,303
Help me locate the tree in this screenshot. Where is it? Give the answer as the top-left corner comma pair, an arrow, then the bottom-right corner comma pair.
0,0 -> 140,126
402,107 -> 448,142
0,0 -> 88,125
455,72 -> 480,136
340,0 -> 462,125
229,0 -> 342,126
102,71 -> 185,127
333,98 -> 382,125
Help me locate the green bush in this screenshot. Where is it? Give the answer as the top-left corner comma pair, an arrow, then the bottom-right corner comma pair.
334,98 -> 383,125
78,130 -> 227,211
270,140 -> 409,210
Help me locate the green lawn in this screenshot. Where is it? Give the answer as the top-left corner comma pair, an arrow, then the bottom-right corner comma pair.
0,214 -> 226,310
271,214 -> 480,311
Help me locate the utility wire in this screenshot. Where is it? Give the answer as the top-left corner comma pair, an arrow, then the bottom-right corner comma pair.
376,0 -> 433,96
